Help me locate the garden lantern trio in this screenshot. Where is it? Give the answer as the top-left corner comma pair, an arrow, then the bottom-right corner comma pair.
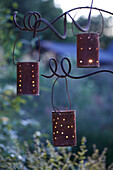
13,0 -> 113,146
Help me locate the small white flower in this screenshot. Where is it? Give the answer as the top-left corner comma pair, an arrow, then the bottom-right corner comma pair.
18,155 -> 22,160
35,131 -> 41,137
11,154 -> 15,158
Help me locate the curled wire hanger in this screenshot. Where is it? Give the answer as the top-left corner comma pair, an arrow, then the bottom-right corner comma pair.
13,0 -> 94,39
42,57 -> 113,79
13,11 -> 41,31
33,14 -> 67,39
13,11 -> 67,39
33,0 -> 93,38
41,57 -> 71,78
13,3 -> 113,39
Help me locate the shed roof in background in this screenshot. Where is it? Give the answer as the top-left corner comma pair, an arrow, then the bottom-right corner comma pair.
39,40 -> 113,65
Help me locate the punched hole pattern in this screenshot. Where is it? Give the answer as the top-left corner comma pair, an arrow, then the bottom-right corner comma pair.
17,63 -> 39,95
31,66 -> 35,93
79,46 -> 98,64
78,34 -> 99,66
18,64 -> 37,93
18,64 -> 22,92
53,115 -> 76,144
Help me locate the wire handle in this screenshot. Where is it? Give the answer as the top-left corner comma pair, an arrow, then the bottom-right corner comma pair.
13,31 -> 40,65
51,77 -> 71,114
68,0 -> 93,33
71,9 -> 104,36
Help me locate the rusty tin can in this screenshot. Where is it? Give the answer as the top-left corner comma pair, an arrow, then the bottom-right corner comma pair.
77,33 -> 100,68
52,110 -> 76,147
17,62 -> 39,95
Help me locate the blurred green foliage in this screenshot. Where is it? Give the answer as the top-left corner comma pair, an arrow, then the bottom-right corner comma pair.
0,1 -> 22,64
0,136 -> 113,169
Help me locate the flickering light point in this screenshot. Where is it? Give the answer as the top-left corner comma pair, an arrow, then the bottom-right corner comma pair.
88,59 -> 93,63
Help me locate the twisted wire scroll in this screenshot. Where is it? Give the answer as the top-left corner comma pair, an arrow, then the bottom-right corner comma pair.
13,0 -> 94,39
41,58 -> 113,79
13,2 -> 113,78
13,3 -> 113,38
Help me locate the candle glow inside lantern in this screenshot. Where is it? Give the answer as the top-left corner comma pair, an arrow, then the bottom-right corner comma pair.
77,33 -> 100,68
52,110 -> 76,147
17,62 -> 39,95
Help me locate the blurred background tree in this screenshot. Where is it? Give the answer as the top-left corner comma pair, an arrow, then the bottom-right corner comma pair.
0,0 -> 113,167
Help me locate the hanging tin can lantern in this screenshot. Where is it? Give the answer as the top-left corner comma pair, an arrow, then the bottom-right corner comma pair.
51,78 -> 76,147
52,110 -> 76,147
77,33 -> 100,68
73,9 -> 104,68
17,62 -> 39,95
13,31 -> 40,95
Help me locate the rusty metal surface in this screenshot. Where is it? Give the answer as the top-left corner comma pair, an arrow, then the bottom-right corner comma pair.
52,110 -> 76,147
17,62 -> 39,95
77,33 -> 100,68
